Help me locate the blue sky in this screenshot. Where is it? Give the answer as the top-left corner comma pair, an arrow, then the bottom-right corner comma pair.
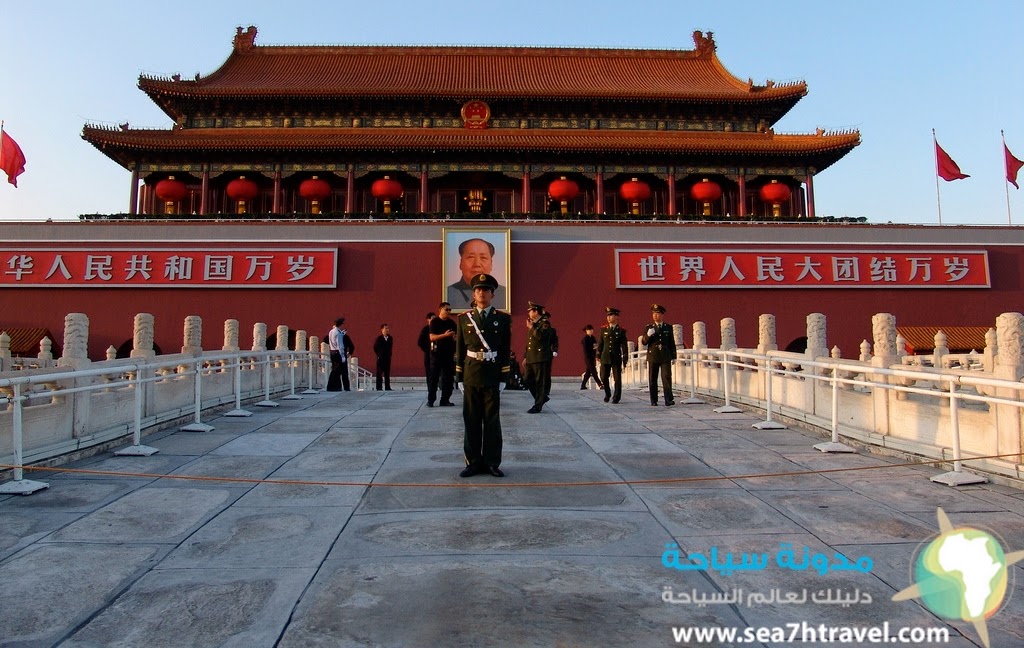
1,0 -> 1022,224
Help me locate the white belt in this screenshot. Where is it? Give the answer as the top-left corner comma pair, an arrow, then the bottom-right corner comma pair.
469,350 -> 497,361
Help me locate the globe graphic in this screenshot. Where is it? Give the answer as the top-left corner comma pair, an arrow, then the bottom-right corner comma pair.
914,528 -> 1008,621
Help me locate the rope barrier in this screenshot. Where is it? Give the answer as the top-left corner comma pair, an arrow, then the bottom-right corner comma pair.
3,452 -> 1020,489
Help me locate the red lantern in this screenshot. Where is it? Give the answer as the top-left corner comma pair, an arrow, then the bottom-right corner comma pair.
226,177 -> 259,214
371,176 -> 403,213
548,176 -> 579,214
154,176 -> 187,214
690,179 -> 722,203
619,178 -> 651,215
759,180 -> 792,217
690,178 -> 721,216
299,176 -> 331,201
155,177 -> 188,203
299,176 -> 331,214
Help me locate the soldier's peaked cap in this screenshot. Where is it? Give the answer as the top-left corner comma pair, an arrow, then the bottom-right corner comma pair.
527,301 -> 544,311
651,304 -> 667,313
605,307 -> 620,315
470,273 -> 498,290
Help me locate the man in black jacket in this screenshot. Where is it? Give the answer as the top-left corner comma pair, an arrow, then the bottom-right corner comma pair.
373,323 -> 394,391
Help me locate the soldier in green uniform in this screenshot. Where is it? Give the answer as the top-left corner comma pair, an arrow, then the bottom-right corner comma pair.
524,301 -> 555,413
597,307 -> 629,404
641,303 -> 677,406
455,273 -> 513,477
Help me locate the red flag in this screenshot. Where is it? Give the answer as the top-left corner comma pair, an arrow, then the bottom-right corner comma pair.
1006,143 -> 1024,189
935,139 -> 969,181
1,130 -> 27,187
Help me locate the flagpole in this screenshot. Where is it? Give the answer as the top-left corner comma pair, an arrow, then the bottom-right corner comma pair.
932,129 -> 943,225
1004,130 -> 1013,225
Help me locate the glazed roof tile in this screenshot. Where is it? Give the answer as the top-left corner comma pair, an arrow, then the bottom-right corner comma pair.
83,126 -> 859,157
138,41 -> 806,103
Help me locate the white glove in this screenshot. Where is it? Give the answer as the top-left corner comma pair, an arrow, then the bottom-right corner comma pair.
647,327 -> 656,337
499,383 -> 506,392
552,352 -> 558,357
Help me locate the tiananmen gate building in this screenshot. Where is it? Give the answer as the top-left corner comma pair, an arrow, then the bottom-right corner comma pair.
3,27 -> 1022,378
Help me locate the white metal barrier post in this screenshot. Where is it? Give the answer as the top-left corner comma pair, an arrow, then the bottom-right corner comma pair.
932,380 -> 987,486
114,369 -> 160,456
814,366 -> 855,453
256,354 -> 279,407
282,353 -> 302,400
752,360 -> 786,430
682,351 -> 704,405
181,359 -> 215,432
302,350 -> 319,394
713,352 -> 741,414
225,357 -> 253,417
0,383 -> 49,495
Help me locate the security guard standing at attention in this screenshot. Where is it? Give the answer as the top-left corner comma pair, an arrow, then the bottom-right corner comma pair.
455,273 -> 512,478
641,304 -> 676,406
524,301 -> 554,413
597,307 -> 629,404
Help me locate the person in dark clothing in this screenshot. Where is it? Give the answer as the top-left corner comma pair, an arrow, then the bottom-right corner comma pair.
455,273 -> 512,478
523,301 -> 555,413
641,304 -> 677,406
427,302 -> 458,407
417,312 -> 435,382
373,323 -> 394,391
327,317 -> 355,392
597,307 -> 629,403
580,324 -> 604,389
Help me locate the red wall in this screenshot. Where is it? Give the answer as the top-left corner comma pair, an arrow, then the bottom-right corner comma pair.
2,234 -> 1022,377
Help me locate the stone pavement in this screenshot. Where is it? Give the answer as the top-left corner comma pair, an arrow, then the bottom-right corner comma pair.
2,384 -> 1023,648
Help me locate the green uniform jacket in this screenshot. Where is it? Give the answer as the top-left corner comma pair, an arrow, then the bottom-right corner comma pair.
455,307 -> 512,387
641,322 -> 677,364
597,324 -> 629,367
524,320 -> 555,364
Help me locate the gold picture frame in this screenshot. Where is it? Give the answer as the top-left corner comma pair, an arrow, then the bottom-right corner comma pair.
442,228 -> 511,313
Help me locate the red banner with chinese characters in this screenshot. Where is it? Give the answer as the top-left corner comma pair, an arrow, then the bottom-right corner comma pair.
616,248 -> 990,288
0,248 -> 338,288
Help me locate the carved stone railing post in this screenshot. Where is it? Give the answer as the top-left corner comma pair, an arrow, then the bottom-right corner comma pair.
692,322 -> 707,351
993,312 -> 1024,460
870,313 -> 899,434
131,313 -> 156,360
871,313 -> 900,366
57,313 -> 91,437
182,315 -> 203,355
57,313 -> 91,369
859,340 -> 872,363
720,318 -> 736,351
932,330 -> 949,368
0,331 -> 10,372
252,323 -> 267,352
982,327 -> 997,373
806,313 -> 828,361
223,319 -> 240,352
275,325 -> 289,368
672,323 -> 685,352
37,337 -> 53,366
756,314 -> 777,354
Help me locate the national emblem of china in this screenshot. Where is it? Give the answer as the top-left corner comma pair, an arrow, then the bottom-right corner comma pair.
461,100 -> 490,129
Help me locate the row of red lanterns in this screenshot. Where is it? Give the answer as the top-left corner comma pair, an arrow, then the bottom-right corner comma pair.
547,176 -> 792,214
154,175 -> 793,214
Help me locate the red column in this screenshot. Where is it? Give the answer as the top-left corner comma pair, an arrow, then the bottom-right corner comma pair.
667,170 -> 676,216
346,167 -> 355,214
595,171 -> 604,215
272,170 -> 281,214
521,171 -> 531,213
128,165 -> 139,215
805,173 -> 815,219
420,170 -> 428,213
737,172 -> 747,217
200,169 -> 209,215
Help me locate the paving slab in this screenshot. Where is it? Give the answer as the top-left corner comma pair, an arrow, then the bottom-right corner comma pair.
2,387 -> 1022,648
